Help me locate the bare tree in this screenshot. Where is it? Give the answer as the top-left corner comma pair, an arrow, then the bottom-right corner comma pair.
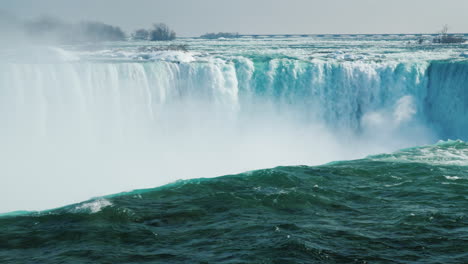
78,21 -> 126,42
132,29 -> 149,40
434,24 -> 465,44
440,24 -> 449,35
149,23 -> 176,41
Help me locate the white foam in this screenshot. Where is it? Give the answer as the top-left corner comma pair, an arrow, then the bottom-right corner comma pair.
370,140 -> 468,166
444,176 -> 461,180
149,51 -> 195,63
72,199 -> 112,214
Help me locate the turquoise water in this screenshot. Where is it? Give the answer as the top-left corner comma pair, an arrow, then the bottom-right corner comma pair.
0,36 -> 467,262
1,141 -> 467,263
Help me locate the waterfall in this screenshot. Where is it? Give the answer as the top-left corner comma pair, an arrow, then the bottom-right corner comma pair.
1,54 -> 466,212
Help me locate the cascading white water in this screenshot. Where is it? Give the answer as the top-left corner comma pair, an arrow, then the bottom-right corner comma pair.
3,45 -> 465,212
424,61 -> 468,137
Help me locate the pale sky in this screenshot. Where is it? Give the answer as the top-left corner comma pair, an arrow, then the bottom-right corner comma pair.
1,0 -> 467,36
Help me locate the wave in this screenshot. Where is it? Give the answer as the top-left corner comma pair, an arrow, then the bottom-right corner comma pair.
367,140 -> 468,166
1,141 -> 467,263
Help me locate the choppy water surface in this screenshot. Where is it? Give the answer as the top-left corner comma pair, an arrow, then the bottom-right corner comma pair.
1,141 -> 467,263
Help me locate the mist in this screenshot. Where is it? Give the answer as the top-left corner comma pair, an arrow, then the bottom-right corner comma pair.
0,51 -> 435,212
0,11 -> 127,48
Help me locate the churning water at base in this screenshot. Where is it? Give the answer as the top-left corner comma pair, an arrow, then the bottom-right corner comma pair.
0,36 -> 467,262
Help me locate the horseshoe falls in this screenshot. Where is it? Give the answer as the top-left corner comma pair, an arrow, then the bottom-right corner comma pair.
1,37 -> 468,263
